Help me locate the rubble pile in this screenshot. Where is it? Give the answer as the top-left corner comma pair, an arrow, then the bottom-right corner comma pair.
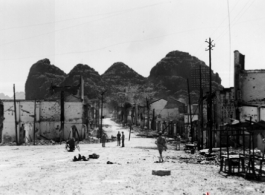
0,139 -> 59,146
0,136 -> 102,146
180,153 -> 220,165
136,130 -> 159,138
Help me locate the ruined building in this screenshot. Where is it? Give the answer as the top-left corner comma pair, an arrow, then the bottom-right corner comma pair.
0,77 -> 96,144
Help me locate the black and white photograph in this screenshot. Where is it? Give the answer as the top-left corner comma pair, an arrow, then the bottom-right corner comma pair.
0,0 -> 265,194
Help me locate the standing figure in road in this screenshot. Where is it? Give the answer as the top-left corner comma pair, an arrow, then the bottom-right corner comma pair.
117,131 -> 121,146
175,134 -> 181,150
155,132 -> 167,162
121,131 -> 125,147
102,133 -> 106,147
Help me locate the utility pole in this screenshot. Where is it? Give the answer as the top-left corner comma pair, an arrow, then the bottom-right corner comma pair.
61,91 -> 65,142
187,79 -> 193,142
205,37 -> 215,153
50,81 -> 82,142
100,90 -> 107,142
129,123 -> 132,141
198,65 -> 203,150
146,97 -> 150,130
33,100 -> 36,145
13,84 -> 18,145
97,99 -> 100,129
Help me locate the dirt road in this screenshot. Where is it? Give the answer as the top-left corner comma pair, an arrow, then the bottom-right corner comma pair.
0,119 -> 264,195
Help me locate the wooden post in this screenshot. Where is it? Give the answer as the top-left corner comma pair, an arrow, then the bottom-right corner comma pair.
146,97 -> 150,130
97,99 -> 100,129
100,93 -> 103,142
60,91 -> 65,142
129,124 -> 132,141
152,109 -> 155,130
205,38 -> 215,153
33,100 -> 36,145
199,65 -> 204,149
13,84 -> 18,145
187,79 -> 193,142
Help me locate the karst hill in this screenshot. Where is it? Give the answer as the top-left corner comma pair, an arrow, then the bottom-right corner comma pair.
25,51 -> 222,103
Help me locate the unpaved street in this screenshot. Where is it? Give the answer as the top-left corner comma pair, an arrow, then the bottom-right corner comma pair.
0,119 -> 264,195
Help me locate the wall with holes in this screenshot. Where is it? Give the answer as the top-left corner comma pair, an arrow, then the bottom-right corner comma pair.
239,106 -> 265,122
240,71 -> 265,105
1,100 -> 85,143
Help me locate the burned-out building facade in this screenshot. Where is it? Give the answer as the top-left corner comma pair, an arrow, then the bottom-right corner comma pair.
0,77 -> 98,144
234,50 -> 265,122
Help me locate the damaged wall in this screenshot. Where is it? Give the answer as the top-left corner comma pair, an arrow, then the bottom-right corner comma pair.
240,70 -> 265,106
1,100 -> 86,143
216,88 -> 236,125
239,106 -> 265,122
150,99 -> 181,121
234,51 -> 265,152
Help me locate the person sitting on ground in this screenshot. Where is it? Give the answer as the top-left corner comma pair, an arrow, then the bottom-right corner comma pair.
155,132 -> 167,162
66,138 -> 76,152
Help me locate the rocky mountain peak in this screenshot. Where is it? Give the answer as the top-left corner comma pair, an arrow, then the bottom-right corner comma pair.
102,62 -> 146,85
103,62 -> 140,78
148,50 -> 222,100
29,59 -> 65,75
25,59 -> 66,100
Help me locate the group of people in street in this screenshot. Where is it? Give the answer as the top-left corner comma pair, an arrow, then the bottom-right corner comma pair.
101,131 -> 125,148
102,129 -> 180,163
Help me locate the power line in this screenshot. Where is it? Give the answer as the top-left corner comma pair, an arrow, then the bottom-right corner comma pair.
180,0 -> 260,73
0,26 -> 214,62
0,1 -> 169,47
231,0 -> 256,25
227,0 -> 232,87
210,0 -> 240,38
215,0 -> 255,42
192,0 -> 240,57
0,1 -> 168,32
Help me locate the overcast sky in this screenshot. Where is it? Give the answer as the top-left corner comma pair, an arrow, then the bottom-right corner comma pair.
0,0 -> 264,96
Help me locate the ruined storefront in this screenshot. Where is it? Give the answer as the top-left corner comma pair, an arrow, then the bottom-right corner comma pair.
233,50 -> 265,151
1,99 -> 89,144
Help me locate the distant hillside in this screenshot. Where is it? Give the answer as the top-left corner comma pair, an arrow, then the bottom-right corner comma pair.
25,59 -> 66,100
25,50 -> 223,104
101,62 -> 146,94
0,92 -> 25,100
148,51 -> 222,102
0,93 -> 11,99
60,64 -> 104,99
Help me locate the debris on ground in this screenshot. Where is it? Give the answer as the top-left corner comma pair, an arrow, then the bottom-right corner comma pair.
0,135 -> 118,146
152,169 -> 171,176
106,161 -> 121,165
89,153 -> 100,159
73,154 -> 89,162
164,151 -> 221,165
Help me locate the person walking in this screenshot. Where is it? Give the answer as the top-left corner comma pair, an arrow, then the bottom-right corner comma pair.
121,131 -> 125,147
102,133 -> 106,147
155,132 -> 167,162
117,131 -> 121,146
